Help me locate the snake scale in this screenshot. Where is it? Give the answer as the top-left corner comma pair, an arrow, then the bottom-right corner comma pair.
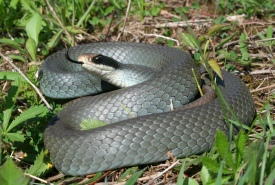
39,42 -> 255,176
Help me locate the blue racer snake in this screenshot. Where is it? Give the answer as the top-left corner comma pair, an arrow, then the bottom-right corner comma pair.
39,42 -> 255,176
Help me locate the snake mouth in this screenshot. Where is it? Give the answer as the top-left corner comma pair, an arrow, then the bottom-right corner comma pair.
65,49 -> 84,64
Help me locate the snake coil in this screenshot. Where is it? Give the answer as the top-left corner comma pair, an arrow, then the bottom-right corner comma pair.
40,42 -> 255,176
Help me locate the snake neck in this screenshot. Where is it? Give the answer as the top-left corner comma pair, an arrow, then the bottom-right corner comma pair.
80,54 -> 157,88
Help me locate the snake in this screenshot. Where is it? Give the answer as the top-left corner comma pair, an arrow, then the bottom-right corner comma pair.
39,42 -> 255,176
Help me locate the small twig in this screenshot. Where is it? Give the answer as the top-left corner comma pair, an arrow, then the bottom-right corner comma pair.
256,37 -> 275,42
104,10 -> 116,41
0,53 -> 52,110
95,182 -> 125,185
116,0 -> 131,41
45,0 -> 73,45
25,173 -> 54,185
250,69 -> 275,75
254,77 -> 267,90
144,160 -> 179,185
141,33 -> 180,46
251,84 -> 275,93
155,19 -> 212,28
137,172 -> 162,182
45,173 -> 64,182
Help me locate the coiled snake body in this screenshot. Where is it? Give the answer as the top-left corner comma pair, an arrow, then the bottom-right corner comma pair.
40,42 -> 255,176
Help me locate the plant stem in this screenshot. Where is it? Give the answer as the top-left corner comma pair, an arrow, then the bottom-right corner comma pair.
76,0 -> 96,27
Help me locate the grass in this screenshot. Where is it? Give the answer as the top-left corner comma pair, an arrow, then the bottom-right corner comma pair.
0,0 -> 274,184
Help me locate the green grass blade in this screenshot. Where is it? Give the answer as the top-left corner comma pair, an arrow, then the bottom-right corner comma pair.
125,168 -> 146,185
237,163 -> 252,185
80,118 -> 107,130
177,160 -> 186,185
47,29 -> 62,49
119,167 -> 138,182
216,161 -> 224,185
265,167 -> 275,185
76,0 -> 96,27
0,39 -> 27,56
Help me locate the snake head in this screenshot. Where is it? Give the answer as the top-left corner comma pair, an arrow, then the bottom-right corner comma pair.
76,54 -> 119,69
78,53 -> 120,79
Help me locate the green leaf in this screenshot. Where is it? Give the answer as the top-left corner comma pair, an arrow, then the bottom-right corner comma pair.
25,37 -> 37,61
236,130 -> 247,165
215,32 -> 237,48
217,50 -> 238,62
215,131 -> 235,169
9,0 -> 20,9
3,78 -> 21,130
20,0 -> 35,13
82,172 -> 103,184
201,157 -> 232,174
150,7 -> 161,16
119,167 -> 139,182
26,12 -> 42,46
182,177 -> 199,185
266,25 -> 273,39
89,17 -> 100,26
200,165 -> 211,184
66,26 -> 82,34
47,29 -> 62,49
257,32 -> 265,40
7,105 -> 46,132
215,131 -> 229,157
0,38 -> 27,55
0,71 -> 26,82
8,54 -> 25,62
181,33 -> 200,49
201,157 -> 220,173
26,150 -> 51,176
3,109 -> 13,132
208,24 -> 228,36
208,59 -> 223,80
80,118 -> 107,130
239,33 -> 251,65
0,157 -> 30,185
125,168 -> 146,185
243,140 -> 265,184
4,132 -> 25,142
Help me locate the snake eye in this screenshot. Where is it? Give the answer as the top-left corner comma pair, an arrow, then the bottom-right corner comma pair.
92,54 -> 120,69
92,55 -> 103,64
